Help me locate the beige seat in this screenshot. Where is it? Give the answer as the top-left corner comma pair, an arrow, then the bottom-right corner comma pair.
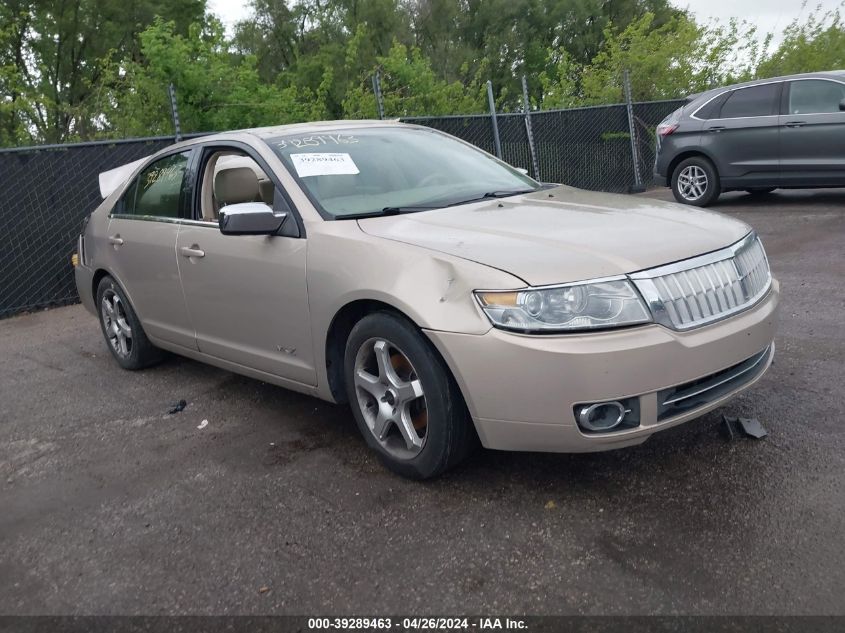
214,167 -> 261,207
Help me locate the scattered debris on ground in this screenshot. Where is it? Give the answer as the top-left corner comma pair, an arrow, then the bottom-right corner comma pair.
167,400 -> 187,414
721,414 -> 768,440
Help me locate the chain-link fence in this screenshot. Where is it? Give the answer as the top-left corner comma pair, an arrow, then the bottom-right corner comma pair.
0,98 -> 683,319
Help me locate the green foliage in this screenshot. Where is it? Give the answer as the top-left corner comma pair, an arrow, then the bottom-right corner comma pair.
342,40 -> 486,118
756,6 -> 845,78
93,17 -> 323,137
0,0 -> 205,144
2,0 -> 845,147
541,12 -> 763,107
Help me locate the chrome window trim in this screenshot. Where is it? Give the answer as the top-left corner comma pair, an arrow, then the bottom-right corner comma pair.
691,77 -> 845,121
690,79 -> 782,121
109,213 -> 217,228
630,232 -> 772,331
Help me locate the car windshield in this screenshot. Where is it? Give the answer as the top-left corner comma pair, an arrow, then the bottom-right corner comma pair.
266,127 -> 540,219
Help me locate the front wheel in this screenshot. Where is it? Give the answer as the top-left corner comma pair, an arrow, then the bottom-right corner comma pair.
344,312 -> 475,479
671,156 -> 720,206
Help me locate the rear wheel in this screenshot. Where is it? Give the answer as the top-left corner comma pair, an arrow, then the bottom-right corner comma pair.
671,156 -> 720,206
96,276 -> 164,370
344,312 -> 475,479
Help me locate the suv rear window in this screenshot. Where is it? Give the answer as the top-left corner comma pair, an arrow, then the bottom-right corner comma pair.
719,83 -> 780,118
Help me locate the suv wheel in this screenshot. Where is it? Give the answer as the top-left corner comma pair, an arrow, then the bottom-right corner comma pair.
344,312 -> 475,479
671,156 -> 720,206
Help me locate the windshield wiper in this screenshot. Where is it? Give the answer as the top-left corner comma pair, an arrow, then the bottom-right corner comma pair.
340,204 -> 443,220
446,188 -> 538,207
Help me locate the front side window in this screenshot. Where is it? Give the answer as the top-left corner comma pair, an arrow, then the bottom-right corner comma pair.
788,80 -> 845,115
719,83 -> 780,118
266,127 -> 539,218
120,152 -> 190,218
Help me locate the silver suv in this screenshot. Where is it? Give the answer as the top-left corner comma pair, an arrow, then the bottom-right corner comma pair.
654,71 -> 845,206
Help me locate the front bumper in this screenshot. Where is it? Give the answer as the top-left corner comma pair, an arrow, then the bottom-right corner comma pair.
425,280 -> 779,452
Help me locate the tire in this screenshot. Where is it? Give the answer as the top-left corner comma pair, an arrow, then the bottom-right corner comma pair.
96,276 -> 164,370
746,187 -> 776,195
343,311 -> 475,479
671,156 -> 720,206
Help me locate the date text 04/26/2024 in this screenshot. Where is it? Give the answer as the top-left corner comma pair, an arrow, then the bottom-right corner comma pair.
306,617 -> 528,630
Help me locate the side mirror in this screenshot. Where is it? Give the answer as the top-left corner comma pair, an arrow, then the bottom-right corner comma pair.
219,202 -> 287,236
839,98 -> 845,112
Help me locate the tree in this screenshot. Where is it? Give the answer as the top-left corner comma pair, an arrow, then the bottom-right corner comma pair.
540,12 -> 762,107
342,39 -> 486,118
0,0 -> 205,144
91,17 -> 326,137
756,5 -> 845,78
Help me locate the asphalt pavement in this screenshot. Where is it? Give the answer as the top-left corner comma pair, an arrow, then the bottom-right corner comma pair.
1,188 -> 844,615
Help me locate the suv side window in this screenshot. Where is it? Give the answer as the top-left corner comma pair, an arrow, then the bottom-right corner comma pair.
719,83 -> 780,118
788,79 -> 845,114
120,152 -> 190,218
695,92 -> 729,119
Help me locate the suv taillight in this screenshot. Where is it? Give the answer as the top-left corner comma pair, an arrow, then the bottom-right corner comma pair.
657,122 -> 679,136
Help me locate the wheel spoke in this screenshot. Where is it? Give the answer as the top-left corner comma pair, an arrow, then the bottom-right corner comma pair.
354,368 -> 384,399
117,318 -> 132,337
372,410 -> 392,440
397,406 -> 424,450
396,378 -> 424,406
373,340 -> 401,387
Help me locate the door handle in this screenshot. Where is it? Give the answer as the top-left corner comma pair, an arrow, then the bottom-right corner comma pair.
707,126 -> 725,133
108,234 -> 124,246
785,121 -> 806,128
180,245 -> 205,258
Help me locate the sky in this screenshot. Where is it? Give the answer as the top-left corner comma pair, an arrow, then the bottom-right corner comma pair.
209,0 -> 842,49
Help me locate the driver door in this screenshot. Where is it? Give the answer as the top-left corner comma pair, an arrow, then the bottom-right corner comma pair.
175,145 -> 316,386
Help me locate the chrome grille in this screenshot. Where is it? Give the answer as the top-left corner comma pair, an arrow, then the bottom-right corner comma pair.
630,233 -> 771,330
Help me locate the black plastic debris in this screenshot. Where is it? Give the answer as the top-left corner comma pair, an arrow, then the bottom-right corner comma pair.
722,414 -> 768,440
167,399 -> 187,414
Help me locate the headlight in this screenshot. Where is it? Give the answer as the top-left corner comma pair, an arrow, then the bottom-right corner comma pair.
475,278 -> 651,333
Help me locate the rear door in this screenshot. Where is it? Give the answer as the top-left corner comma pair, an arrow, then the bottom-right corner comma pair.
699,82 -> 782,188
105,150 -> 196,349
779,78 -> 845,186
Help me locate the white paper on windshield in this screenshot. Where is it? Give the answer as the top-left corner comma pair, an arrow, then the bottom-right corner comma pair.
290,152 -> 359,177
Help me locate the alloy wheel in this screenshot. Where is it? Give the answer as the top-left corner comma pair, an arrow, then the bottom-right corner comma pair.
353,338 -> 428,459
677,165 -> 708,201
100,289 -> 133,358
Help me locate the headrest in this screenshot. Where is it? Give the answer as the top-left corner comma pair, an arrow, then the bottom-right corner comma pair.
214,167 -> 259,205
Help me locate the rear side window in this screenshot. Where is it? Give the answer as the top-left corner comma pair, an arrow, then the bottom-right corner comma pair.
788,79 -> 845,114
694,92 -> 729,119
119,152 -> 190,218
719,84 -> 780,118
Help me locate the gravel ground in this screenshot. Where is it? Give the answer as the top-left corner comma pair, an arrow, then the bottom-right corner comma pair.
1,188 -> 844,615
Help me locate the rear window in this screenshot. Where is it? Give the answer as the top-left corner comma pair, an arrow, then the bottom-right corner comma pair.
719,84 -> 780,118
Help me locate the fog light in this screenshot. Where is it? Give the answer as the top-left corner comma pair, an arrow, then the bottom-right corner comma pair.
578,401 -> 626,431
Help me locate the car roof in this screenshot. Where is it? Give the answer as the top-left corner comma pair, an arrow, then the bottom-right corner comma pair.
686,70 -> 845,108
160,119 -> 410,155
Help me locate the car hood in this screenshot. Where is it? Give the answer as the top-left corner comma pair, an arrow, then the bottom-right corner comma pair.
357,187 -> 751,286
